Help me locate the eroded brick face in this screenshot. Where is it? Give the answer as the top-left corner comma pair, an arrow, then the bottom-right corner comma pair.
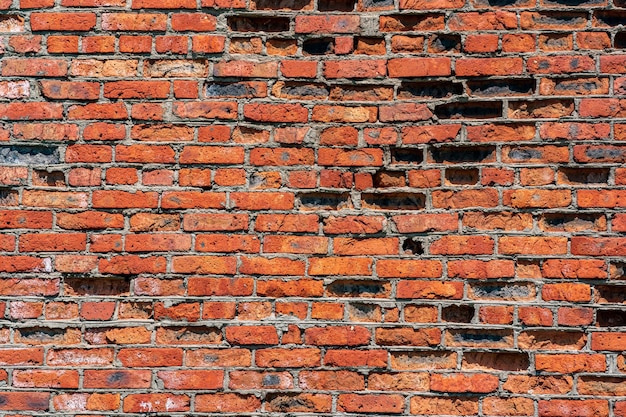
0,0 -> 624,415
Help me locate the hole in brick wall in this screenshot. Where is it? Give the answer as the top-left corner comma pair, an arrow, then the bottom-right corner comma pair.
318,0 -> 355,11
402,238 -> 423,255
361,192 -> 426,210
548,77 -> 607,94
157,326 -> 222,344
206,82 -> 265,98
119,302 -> 153,319
543,0 -> 601,6
373,171 -> 406,188
466,79 -> 535,97
250,172 -> 281,189
391,148 -> 424,165
435,101 -> 502,119
509,99 -> 574,119
428,34 -> 461,53
539,33 -> 572,50
230,37 -> 264,54
449,329 -> 510,343
506,147 -> 543,161
594,11 -> 626,27
0,15 -> 24,32
347,303 -> 381,321
539,213 -> 604,232
380,14 -> 444,32
478,0 -> 527,6
329,85 -> 394,101
327,279 -> 390,298
362,0 -> 393,6
595,285 -> 626,304
266,393 -> 325,412
558,168 -> 609,184
33,170 -> 65,187
615,32 -> 626,48
17,327 -> 67,342
398,81 -> 463,100
252,0 -> 312,9
462,352 -> 530,371
302,38 -> 334,55
470,283 -> 533,300
64,277 -> 131,296
228,16 -> 291,32
445,168 -> 479,185
442,305 -> 474,323
0,189 -> 18,206
298,192 -> 351,210
0,145 -> 60,165
430,146 -> 495,164
534,12 -> 588,27
273,82 -> 329,99
597,310 -> 626,327
612,263 -> 626,280
16,327 -> 72,344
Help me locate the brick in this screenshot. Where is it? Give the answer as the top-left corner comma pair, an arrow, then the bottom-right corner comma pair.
118,348 -> 182,367
305,326 -> 370,346
244,103 -> 308,122
325,59 -> 386,78
40,80 -> 99,100
431,373 -> 499,393
535,354 -> 605,373
456,58 -> 523,76
101,13 -> 167,31
0,392 -> 49,411
411,396 -> 478,415
196,393 -> 261,413
171,255 -> 236,274
123,394 -> 189,412
431,235 -> 494,255
499,237 -> 568,255
538,400 -> 608,417
388,58 -> 451,77
483,397 -> 534,417
2,58 -> 66,77
338,394 -> 404,414
528,55 -> 595,74
31,12 -> 95,31
376,327 -> 441,346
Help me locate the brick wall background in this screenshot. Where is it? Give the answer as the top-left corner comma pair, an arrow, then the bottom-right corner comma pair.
0,0 -> 625,415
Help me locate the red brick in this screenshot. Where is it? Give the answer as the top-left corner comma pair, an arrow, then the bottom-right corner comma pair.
123,394 -> 189,413
31,12 -> 96,31
101,13 -> 167,31
397,281 -> 463,300
196,393 -> 261,413
118,348 -> 182,367
538,400 -> 608,417
431,373 -> 499,393
388,58 -> 451,77
338,394 -> 404,414
457,58 -> 523,76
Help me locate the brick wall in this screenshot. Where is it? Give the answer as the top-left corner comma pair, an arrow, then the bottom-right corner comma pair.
0,0 -> 625,415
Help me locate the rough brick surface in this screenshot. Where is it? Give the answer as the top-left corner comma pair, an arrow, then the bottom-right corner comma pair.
0,0 -> 625,415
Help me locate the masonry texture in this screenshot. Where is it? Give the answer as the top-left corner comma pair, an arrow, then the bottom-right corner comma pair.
0,0 -> 626,415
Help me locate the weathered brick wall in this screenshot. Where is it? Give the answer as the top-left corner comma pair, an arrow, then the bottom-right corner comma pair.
0,0 -> 625,414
